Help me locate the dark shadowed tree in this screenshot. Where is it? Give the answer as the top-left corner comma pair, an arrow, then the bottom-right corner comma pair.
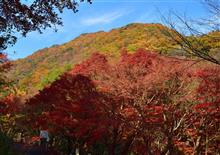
0,0 -> 92,50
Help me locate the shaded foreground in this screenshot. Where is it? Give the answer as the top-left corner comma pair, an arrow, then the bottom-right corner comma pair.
12,142 -> 59,155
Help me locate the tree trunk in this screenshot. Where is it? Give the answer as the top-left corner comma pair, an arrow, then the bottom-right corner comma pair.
121,135 -> 134,155
76,148 -> 79,155
161,135 -> 174,155
143,137 -> 153,155
205,134 -> 208,155
108,128 -> 118,155
67,137 -> 73,155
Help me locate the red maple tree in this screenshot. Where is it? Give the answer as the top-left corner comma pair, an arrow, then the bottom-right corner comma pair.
25,49 -> 220,154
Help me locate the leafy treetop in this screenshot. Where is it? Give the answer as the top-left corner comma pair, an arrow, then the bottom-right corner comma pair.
0,0 -> 92,50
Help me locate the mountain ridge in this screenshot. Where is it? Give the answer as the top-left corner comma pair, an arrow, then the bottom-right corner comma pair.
8,23 -> 187,97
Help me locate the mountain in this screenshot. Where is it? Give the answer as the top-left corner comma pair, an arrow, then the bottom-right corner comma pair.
9,23 -> 183,97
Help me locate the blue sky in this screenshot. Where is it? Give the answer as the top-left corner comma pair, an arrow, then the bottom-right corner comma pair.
6,0 -> 208,59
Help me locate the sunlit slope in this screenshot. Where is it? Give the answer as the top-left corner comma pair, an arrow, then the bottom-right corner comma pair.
9,23 -> 181,96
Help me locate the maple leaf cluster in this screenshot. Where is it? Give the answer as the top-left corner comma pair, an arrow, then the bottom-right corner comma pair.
0,53 -> 13,110
25,49 -> 220,154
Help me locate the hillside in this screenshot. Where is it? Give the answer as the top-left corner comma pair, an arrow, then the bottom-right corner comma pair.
9,23 -> 182,96
9,23 -> 179,96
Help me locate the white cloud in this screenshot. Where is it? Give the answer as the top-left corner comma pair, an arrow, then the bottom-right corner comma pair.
81,11 -> 127,26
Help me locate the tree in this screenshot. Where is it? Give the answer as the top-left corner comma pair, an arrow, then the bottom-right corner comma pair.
25,73 -> 103,154
0,0 -> 92,50
26,49 -> 199,154
0,53 -> 22,154
0,52 -> 12,99
173,66 -> 220,155
161,0 -> 220,65
0,53 -> 23,141
160,0 -> 220,155
79,49 -> 193,155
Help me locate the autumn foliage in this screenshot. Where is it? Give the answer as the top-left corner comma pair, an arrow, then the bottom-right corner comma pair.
0,53 -> 16,116
0,53 -> 12,98
25,49 -> 220,154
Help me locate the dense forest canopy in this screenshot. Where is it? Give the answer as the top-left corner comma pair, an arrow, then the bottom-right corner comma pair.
24,49 -> 220,154
8,23 -> 220,98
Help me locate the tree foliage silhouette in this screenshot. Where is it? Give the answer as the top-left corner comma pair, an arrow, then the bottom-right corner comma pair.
0,0 -> 92,50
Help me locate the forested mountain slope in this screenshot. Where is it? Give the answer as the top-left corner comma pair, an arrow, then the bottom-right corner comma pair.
9,23 -> 220,97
